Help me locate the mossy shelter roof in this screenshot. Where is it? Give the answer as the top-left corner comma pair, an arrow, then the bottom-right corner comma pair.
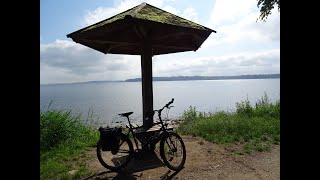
67,2 -> 216,55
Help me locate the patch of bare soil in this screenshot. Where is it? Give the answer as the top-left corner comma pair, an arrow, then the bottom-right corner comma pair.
82,136 -> 279,180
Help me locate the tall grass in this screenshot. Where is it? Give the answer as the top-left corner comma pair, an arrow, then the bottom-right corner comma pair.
40,108 -> 99,179
177,93 -> 280,153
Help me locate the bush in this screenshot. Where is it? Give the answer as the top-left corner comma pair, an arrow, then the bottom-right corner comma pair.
177,94 -> 280,153
40,110 -> 98,151
40,108 -> 99,179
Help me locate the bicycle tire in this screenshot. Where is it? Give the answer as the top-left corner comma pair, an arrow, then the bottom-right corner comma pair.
96,133 -> 133,171
160,132 -> 186,171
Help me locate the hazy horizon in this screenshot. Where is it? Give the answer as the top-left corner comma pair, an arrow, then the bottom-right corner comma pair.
40,73 -> 280,85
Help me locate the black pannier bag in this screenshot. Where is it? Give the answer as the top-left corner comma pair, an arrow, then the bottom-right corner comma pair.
98,127 -> 122,151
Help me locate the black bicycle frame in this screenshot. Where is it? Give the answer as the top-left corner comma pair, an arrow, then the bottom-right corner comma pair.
122,99 -> 174,152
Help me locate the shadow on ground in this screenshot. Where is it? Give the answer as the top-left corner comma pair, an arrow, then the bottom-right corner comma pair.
84,151 -> 182,179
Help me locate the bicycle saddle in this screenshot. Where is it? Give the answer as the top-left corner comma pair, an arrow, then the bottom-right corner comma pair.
118,112 -> 133,117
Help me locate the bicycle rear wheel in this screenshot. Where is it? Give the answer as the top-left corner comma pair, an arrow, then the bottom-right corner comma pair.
96,133 -> 133,171
160,132 -> 186,171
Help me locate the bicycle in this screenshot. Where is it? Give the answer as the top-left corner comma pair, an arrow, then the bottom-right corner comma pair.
96,98 -> 186,171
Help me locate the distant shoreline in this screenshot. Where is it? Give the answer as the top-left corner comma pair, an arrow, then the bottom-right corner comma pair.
125,73 -> 280,82
41,73 -> 280,85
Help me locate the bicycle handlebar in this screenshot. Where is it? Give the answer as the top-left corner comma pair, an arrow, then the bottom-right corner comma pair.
156,98 -> 174,114
165,98 -> 174,108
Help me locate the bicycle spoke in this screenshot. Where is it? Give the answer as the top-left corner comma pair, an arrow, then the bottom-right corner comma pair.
160,132 -> 186,171
97,133 -> 133,171
118,149 -> 130,153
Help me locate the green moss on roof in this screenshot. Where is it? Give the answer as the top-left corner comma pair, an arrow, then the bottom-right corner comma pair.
81,3 -> 210,32
136,4 -> 208,30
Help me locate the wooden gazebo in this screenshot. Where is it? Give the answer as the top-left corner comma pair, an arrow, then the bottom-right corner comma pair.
67,2 -> 216,128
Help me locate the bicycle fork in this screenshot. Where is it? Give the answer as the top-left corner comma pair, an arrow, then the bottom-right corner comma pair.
165,135 -> 178,161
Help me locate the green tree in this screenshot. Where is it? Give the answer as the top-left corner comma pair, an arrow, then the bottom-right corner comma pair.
257,0 -> 280,21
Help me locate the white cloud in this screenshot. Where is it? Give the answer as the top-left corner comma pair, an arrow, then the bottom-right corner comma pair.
153,49 -> 280,77
40,40 -> 141,84
208,0 -> 256,27
181,8 -> 199,23
163,6 -> 179,15
203,0 -> 280,48
83,0 -> 166,26
41,39 -> 279,84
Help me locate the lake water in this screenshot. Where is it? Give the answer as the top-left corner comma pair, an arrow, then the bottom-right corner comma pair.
40,79 -> 280,125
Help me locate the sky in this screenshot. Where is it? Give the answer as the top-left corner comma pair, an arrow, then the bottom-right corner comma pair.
40,0 -> 280,84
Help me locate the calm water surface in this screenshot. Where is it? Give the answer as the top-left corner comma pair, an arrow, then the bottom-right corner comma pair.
40,79 -> 280,125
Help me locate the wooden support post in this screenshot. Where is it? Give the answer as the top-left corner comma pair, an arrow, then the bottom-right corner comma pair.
141,39 -> 153,128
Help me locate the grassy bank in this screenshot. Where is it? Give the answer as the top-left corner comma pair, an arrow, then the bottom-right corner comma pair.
40,94 -> 279,178
40,109 -> 99,179
177,94 -> 280,154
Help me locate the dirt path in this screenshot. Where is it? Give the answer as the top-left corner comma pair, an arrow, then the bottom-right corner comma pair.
82,136 -> 279,180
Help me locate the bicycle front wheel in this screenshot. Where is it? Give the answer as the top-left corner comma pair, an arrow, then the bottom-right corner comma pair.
160,132 -> 186,171
96,133 -> 133,171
